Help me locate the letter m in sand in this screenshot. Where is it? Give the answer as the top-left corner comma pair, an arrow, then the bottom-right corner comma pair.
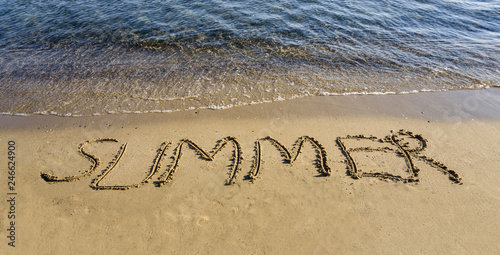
157,137 -> 243,186
247,136 -> 331,181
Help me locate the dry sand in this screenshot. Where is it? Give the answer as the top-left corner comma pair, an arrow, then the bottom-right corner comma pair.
1,88 -> 500,254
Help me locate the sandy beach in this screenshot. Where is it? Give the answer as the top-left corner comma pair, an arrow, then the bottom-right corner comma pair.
1,88 -> 500,254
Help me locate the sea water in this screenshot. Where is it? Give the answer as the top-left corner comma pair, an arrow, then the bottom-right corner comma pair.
1,0 -> 499,116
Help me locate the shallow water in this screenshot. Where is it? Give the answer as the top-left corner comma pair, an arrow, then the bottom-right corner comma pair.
1,0 -> 499,116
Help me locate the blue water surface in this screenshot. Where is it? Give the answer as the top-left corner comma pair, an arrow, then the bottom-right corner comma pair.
0,0 -> 499,115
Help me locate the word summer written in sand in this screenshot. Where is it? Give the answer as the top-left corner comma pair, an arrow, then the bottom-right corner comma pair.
40,130 -> 462,190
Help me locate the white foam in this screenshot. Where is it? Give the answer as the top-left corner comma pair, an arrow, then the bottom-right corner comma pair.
13,113 -> 30,116
205,104 -> 235,110
1,87 -> 492,118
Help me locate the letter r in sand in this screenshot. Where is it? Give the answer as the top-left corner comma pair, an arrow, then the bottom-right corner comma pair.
336,130 -> 461,183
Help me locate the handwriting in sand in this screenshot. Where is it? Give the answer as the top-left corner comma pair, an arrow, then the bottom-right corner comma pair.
40,130 -> 461,190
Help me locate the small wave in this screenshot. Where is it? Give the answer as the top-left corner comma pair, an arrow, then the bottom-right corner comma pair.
1,0 -> 498,117
1,86 -> 494,117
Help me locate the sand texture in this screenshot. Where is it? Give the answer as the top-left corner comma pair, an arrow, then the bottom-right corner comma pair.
1,89 -> 500,254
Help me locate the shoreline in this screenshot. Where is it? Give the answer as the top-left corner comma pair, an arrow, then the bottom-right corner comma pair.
1,88 -> 500,132
1,88 -> 499,254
